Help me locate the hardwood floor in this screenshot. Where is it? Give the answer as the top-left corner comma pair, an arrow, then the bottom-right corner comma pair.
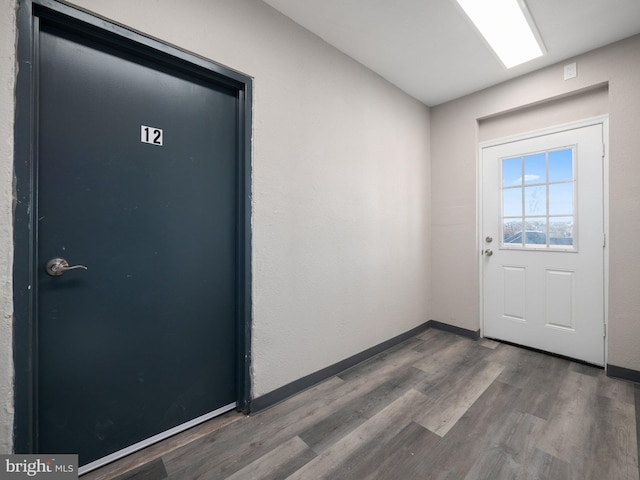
84,328 -> 639,479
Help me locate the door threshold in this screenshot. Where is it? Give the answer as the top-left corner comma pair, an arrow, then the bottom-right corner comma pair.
79,403 -> 240,476
483,336 -> 604,368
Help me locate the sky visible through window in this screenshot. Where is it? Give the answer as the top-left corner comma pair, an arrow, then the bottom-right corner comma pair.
502,148 -> 575,247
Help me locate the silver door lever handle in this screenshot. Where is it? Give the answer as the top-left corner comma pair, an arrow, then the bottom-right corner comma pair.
46,258 -> 88,276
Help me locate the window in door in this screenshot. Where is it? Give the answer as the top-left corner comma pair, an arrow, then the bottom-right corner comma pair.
501,147 -> 575,249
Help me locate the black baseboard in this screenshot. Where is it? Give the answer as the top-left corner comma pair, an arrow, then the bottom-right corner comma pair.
636,388 -> 640,480
607,364 -> 640,384
250,321 -> 431,413
428,320 -> 480,340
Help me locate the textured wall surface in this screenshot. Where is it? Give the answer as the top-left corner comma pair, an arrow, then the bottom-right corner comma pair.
5,0 -> 638,457
478,86 -> 609,142
0,0 -> 16,455
0,0 -> 432,443
431,35 -> 640,371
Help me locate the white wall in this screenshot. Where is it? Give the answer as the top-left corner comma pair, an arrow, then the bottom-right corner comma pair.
0,0 -> 16,455
478,86 -> 609,142
0,0 -> 432,450
431,34 -> 640,372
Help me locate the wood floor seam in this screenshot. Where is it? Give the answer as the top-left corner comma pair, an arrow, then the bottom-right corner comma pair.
83,329 -> 639,480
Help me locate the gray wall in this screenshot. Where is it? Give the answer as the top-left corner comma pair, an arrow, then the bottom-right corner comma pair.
3,0 -> 639,457
431,34 -> 640,372
0,0 -> 432,452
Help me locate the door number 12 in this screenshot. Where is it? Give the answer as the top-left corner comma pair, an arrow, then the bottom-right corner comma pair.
141,125 -> 163,146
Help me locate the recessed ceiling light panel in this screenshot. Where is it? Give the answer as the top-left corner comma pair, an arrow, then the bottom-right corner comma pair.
456,0 -> 545,68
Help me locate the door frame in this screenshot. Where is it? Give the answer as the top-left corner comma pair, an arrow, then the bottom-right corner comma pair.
477,116 -> 609,363
13,0 -> 253,454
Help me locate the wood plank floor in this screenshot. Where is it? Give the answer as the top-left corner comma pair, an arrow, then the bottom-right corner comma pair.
84,329 -> 639,479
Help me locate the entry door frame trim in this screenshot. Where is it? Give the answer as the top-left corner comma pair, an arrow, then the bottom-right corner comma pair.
477,115 -> 609,364
13,0 -> 253,453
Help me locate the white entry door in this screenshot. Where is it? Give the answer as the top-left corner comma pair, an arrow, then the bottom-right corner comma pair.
481,122 -> 605,365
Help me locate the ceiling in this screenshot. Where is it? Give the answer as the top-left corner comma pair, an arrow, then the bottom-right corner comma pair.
262,0 -> 640,106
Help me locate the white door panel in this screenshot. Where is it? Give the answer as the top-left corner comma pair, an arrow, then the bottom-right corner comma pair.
482,123 -> 604,365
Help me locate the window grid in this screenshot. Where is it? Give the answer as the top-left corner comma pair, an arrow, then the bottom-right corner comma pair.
501,147 -> 575,249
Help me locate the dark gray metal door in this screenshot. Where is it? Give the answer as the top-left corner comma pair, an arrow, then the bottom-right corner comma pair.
36,23 -> 238,466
